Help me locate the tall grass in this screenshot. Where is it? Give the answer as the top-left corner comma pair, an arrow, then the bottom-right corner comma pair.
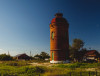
0,66 -> 46,76
0,62 -> 46,76
55,62 -> 100,68
0,61 -> 100,76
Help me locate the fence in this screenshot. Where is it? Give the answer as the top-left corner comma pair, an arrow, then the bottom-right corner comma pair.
39,71 -> 100,76
68,71 -> 99,76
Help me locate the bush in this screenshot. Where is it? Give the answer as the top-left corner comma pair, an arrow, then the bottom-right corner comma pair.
5,61 -> 28,66
25,66 -> 45,73
0,54 -> 13,61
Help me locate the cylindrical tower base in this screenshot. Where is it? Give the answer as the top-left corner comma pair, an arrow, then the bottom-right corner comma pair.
50,60 -> 70,64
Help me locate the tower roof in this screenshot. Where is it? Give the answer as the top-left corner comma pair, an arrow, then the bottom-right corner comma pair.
51,13 -> 69,24
55,13 -> 63,17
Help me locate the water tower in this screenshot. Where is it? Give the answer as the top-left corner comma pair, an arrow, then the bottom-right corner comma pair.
50,13 -> 69,63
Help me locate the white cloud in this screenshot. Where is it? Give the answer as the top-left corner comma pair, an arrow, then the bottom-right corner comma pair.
0,49 -> 7,54
0,49 -> 20,56
0,49 -> 3,50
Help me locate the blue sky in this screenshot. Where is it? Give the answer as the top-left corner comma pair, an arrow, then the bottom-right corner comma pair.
0,0 -> 100,56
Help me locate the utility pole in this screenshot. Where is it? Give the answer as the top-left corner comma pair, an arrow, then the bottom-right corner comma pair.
8,51 -> 10,55
30,51 -> 31,57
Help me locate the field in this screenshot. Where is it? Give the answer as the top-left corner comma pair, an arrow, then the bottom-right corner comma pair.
0,60 -> 100,76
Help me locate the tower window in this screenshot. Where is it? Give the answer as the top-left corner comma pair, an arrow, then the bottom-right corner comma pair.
51,32 -> 54,40
65,32 -> 67,39
52,52 -> 54,60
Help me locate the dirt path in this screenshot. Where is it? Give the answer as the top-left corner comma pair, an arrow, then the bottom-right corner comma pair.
29,62 -> 56,67
29,62 -> 100,72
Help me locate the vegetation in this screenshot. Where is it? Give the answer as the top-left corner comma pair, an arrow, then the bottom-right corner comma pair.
55,62 -> 100,68
0,61 -> 46,76
34,52 -> 50,60
0,54 -> 13,61
0,65 -> 45,76
69,38 -> 88,62
72,38 -> 84,51
0,61 -> 100,76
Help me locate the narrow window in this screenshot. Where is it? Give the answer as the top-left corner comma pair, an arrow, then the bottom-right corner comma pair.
51,32 -> 54,40
52,52 -> 54,60
65,32 -> 67,39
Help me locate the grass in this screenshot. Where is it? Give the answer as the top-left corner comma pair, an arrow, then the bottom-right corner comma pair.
0,61 -> 46,76
0,61 -> 100,76
54,62 -> 100,68
0,65 -> 46,76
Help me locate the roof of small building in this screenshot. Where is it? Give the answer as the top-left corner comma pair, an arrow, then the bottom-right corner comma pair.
85,50 -> 98,56
14,53 -> 28,57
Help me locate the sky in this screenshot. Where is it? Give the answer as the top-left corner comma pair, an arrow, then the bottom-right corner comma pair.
0,0 -> 100,56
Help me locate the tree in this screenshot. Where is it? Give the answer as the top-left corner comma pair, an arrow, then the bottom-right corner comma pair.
69,38 -> 85,62
69,45 -> 79,61
34,52 -> 50,60
69,45 -> 74,59
72,38 -> 84,51
40,52 -> 50,60
78,48 -> 88,61
34,54 -> 42,59
0,54 -> 13,61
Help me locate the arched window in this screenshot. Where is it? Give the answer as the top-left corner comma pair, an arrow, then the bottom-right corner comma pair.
51,32 -> 54,40
52,52 -> 54,60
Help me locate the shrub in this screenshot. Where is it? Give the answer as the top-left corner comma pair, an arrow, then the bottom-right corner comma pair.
0,54 -> 13,61
5,61 -> 28,66
25,66 -> 45,74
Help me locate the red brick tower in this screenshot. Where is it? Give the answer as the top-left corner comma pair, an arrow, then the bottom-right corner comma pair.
50,13 -> 69,63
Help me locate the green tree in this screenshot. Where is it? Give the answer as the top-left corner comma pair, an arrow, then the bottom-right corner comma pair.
0,54 -> 13,61
40,52 -> 50,60
72,38 -> 84,51
69,45 -> 75,59
34,54 -> 42,59
78,48 -> 88,61
69,38 -> 85,62
34,52 -> 50,60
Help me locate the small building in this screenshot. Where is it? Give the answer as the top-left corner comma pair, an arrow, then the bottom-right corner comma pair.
13,53 -> 30,60
83,50 -> 100,62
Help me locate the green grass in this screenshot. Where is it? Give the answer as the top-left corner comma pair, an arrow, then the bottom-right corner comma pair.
0,61 -> 100,76
54,62 -> 100,68
0,65 -> 46,76
3,61 -> 29,66
0,61 -> 46,76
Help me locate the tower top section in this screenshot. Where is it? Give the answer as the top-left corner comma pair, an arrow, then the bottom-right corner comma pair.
51,13 -> 69,26
55,13 -> 63,18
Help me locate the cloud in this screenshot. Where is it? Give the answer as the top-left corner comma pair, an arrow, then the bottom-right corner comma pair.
0,49 -> 7,54
0,49 -> 3,50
